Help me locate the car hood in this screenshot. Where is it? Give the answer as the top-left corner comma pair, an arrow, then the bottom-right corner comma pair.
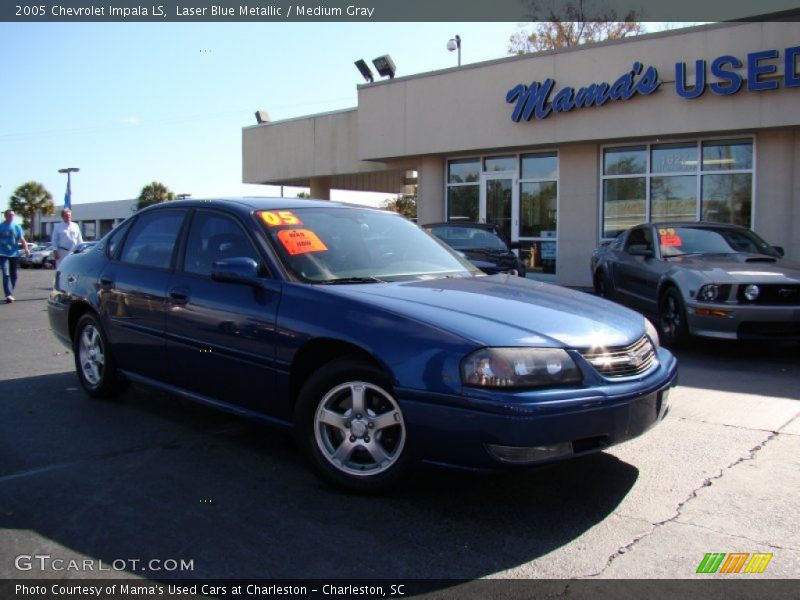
667,253 -> 800,283
325,275 -> 646,349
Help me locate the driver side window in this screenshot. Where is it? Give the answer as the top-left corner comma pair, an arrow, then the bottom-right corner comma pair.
625,228 -> 653,252
183,211 -> 260,277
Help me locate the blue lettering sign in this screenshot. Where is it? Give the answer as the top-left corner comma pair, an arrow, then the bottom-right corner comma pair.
506,63 -> 661,122
748,49 -> 779,92
710,55 -> 743,95
508,47 -> 797,121
675,60 -> 706,99
786,46 -> 800,87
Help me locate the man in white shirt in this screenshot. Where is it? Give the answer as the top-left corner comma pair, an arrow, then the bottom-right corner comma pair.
51,209 -> 83,268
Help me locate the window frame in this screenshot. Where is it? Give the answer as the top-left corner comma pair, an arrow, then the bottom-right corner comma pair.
599,136 -> 756,241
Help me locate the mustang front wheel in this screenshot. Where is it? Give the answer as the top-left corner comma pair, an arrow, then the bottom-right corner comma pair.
659,288 -> 690,346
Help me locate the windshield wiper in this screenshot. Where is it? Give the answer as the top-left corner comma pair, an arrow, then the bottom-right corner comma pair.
320,276 -> 386,285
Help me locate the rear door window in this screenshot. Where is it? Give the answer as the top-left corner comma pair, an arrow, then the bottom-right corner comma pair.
119,210 -> 186,270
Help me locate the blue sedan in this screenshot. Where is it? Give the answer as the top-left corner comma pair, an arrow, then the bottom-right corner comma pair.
48,199 -> 677,492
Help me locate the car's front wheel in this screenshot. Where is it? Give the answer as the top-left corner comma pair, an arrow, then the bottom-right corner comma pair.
295,359 -> 409,493
659,288 -> 690,346
594,270 -> 611,298
73,313 -> 127,399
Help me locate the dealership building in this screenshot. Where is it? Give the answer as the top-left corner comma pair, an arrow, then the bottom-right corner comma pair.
243,21 -> 800,286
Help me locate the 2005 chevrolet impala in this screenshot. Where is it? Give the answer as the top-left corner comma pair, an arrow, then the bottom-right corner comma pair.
49,198 -> 677,492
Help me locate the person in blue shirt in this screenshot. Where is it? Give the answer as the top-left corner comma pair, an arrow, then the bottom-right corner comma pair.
0,209 -> 31,303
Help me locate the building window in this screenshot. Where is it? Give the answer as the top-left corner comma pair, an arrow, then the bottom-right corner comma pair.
519,152 -> 559,277
601,138 -> 753,238
447,158 -> 480,221
82,221 -> 96,240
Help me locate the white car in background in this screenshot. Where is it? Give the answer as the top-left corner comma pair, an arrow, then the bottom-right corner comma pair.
29,244 -> 56,269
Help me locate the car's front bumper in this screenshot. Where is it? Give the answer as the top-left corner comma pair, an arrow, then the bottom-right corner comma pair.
686,301 -> 800,340
397,349 -> 677,470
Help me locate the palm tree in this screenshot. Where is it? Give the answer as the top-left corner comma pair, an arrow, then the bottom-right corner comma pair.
10,182 -> 54,240
136,181 -> 175,210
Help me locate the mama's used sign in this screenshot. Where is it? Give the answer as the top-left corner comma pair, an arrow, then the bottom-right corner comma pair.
506,46 -> 800,122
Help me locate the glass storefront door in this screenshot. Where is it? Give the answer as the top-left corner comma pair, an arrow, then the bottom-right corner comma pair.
480,171 -> 517,243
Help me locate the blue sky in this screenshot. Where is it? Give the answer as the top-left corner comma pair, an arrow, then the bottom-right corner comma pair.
0,21 -> 527,209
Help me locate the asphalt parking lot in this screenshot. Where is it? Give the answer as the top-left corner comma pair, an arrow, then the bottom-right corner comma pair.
0,269 -> 798,584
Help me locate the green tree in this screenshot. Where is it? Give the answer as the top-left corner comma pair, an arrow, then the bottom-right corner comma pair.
10,181 -> 54,240
296,191 -> 311,199
136,181 -> 175,210
508,1 -> 643,54
383,194 -> 417,220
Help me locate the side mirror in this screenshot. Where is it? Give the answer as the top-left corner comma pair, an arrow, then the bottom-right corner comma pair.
628,244 -> 654,258
772,246 -> 785,257
211,257 -> 261,286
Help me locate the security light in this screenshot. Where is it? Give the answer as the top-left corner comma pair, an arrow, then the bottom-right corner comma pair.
372,55 -> 396,79
354,59 -> 374,83
255,111 -> 270,124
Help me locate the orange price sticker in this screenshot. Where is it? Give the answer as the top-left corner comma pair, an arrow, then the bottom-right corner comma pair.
661,234 -> 682,247
259,210 -> 303,228
277,229 -> 328,255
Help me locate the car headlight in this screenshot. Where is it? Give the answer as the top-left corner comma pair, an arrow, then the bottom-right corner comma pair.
644,318 -> 660,350
697,284 -> 731,302
462,348 -> 582,389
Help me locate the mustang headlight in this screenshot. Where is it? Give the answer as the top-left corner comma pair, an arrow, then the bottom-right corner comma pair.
462,348 -> 582,389
697,284 -> 731,302
644,318 -> 660,350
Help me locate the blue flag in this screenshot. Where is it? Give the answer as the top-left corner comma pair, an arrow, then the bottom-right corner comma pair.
64,177 -> 72,210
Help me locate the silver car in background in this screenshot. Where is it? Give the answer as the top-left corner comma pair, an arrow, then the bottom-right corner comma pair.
591,222 -> 800,345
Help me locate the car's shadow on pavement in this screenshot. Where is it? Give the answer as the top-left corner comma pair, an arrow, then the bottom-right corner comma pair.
666,339 -> 799,399
0,372 -> 639,580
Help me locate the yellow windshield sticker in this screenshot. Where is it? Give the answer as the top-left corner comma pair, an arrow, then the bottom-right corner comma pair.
259,210 -> 303,228
277,229 -> 328,255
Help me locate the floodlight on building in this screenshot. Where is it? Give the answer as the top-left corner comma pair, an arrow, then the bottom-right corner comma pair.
372,55 -> 396,79
354,59 -> 374,83
447,34 -> 461,67
255,111 -> 270,124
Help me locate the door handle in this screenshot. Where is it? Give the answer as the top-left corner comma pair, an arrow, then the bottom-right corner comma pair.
168,288 -> 189,304
99,276 -> 114,288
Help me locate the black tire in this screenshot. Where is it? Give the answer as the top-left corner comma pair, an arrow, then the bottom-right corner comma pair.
73,313 -> 127,399
658,287 -> 690,347
294,359 -> 409,493
594,270 -> 611,298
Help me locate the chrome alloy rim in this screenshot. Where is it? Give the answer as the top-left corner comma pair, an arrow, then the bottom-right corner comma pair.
661,295 -> 681,339
314,381 -> 406,477
78,324 -> 105,386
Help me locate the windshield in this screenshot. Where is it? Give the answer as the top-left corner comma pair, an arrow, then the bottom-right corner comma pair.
257,207 -> 478,283
658,226 -> 780,258
428,225 -> 509,252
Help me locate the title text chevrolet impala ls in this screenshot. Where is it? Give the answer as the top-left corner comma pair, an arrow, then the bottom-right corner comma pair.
49,199 -> 676,492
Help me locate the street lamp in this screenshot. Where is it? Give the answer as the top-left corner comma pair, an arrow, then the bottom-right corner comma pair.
447,34 -> 461,67
58,167 -> 80,210
177,193 -> 192,200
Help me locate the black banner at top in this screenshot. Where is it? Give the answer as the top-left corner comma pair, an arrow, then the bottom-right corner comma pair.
2,0 -> 800,23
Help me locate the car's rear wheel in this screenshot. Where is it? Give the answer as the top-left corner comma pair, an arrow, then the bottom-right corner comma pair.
73,313 -> 127,399
659,288 -> 690,346
295,359 -> 409,493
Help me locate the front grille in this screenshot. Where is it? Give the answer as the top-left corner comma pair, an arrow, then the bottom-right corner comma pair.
737,284 -> 800,306
579,335 -> 657,378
